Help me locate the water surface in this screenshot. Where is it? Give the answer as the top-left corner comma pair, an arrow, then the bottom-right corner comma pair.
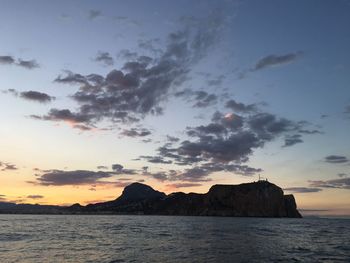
0,215 -> 349,262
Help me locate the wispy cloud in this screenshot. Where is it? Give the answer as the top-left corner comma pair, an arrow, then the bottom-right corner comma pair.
284,187 -> 322,193
0,55 -> 39,69
324,155 -> 349,164
252,51 -> 303,71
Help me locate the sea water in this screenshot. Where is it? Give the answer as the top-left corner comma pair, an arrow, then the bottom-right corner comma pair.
0,215 -> 349,262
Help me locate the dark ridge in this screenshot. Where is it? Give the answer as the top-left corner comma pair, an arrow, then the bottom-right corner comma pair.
0,181 -> 302,218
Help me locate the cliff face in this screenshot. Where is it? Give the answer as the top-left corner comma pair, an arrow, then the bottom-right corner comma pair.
0,181 -> 301,217
83,181 -> 302,218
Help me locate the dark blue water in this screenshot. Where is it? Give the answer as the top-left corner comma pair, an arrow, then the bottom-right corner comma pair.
0,215 -> 349,262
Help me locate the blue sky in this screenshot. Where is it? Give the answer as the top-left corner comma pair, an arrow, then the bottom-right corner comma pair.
0,0 -> 349,215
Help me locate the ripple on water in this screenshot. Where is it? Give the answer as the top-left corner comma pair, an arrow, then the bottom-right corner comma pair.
0,215 -> 349,263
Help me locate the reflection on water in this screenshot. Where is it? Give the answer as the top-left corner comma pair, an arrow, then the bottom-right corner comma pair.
0,215 -> 349,262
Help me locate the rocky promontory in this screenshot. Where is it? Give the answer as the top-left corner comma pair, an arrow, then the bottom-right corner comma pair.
0,181 -> 302,217
80,181 -> 302,218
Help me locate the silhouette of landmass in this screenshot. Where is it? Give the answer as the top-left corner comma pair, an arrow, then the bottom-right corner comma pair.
0,181 -> 302,218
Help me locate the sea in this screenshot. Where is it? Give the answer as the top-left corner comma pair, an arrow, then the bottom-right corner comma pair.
0,215 -> 349,262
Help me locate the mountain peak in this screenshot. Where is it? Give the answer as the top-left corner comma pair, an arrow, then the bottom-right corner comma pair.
117,182 -> 166,202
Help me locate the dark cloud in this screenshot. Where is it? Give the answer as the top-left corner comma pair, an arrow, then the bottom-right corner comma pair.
140,105 -> 318,182
111,164 -> 137,175
298,129 -> 322,135
283,134 -> 303,147
138,39 -> 162,54
192,91 -> 217,108
338,173 -> 348,178
4,89 -> 55,103
225,99 -> 258,113
97,165 -> 108,170
166,183 -> 202,188
142,170 -> 177,182
0,162 -> 18,171
54,71 -> 97,85
324,155 -> 349,164
179,132 -> 259,163
309,178 -> 350,190
36,13 -> 223,129
94,51 -> 114,66
32,109 -> 92,124
27,195 -> 44,199
33,170 -> 114,186
118,49 -> 138,60
142,162 -> 262,183
0,55 -> 15,65
284,187 -> 322,193
166,135 -> 180,143
175,89 -> 218,108
20,91 -> 54,103
0,55 -> 39,69
17,59 -> 39,69
120,128 -> 151,137
252,51 -> 303,71
140,156 -> 172,164
248,113 -> 296,140
88,10 -> 102,20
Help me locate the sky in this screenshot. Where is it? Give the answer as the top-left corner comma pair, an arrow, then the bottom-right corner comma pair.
0,0 -> 350,216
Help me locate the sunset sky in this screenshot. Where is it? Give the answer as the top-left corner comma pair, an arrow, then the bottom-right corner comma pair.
0,0 -> 349,215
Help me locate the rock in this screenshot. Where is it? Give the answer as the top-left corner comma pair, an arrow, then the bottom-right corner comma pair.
1,181 -> 302,218
116,182 -> 166,202
83,181 -> 302,218
284,194 -> 302,218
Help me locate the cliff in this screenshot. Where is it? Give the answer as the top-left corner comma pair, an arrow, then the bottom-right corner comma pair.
0,181 -> 302,218
81,181 -> 302,218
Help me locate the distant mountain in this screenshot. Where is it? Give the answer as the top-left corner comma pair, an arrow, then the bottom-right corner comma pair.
0,202 -> 64,214
0,181 -> 302,218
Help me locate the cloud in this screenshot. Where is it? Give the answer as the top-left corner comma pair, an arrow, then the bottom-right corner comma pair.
192,91 -> 217,108
284,187 -> 322,193
17,59 -> 39,69
298,129 -> 322,135
141,162 -> 262,183
166,135 -> 180,143
175,89 -> 218,108
20,91 -> 54,103
27,195 -> 44,199
0,55 -> 39,69
252,51 -> 303,71
324,155 -> 349,164
36,13 -> 223,129
140,156 -> 172,164
111,164 -> 137,175
4,89 -> 55,103
0,55 -> 15,65
0,162 -> 18,171
0,195 -> 7,202
33,170 -> 114,186
94,51 -> 114,66
309,178 -> 350,190
32,109 -> 92,124
140,103 -> 319,181
88,10 -> 102,20
120,128 -> 151,137
225,99 -> 258,113
166,183 -> 202,188
283,134 -> 303,147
